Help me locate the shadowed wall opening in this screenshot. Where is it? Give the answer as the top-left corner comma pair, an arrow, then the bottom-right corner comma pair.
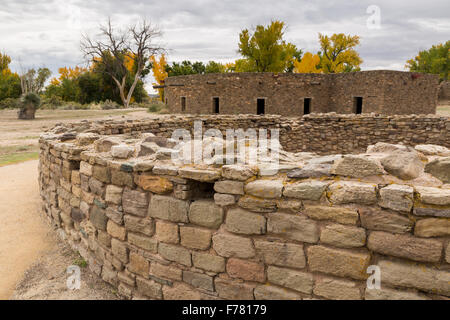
181,97 -> 186,112
304,98 -> 311,115
354,97 -> 363,114
257,98 -> 265,115
212,97 -> 219,114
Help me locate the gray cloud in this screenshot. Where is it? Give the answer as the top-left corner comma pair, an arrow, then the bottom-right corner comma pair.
0,0 -> 448,92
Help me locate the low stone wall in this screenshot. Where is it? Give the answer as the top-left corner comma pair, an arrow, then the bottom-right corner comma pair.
50,113 -> 450,155
38,116 -> 450,300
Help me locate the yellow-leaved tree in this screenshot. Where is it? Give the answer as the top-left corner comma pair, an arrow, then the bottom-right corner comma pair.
293,52 -> 321,73
51,66 -> 87,85
318,33 -> 362,73
150,54 -> 168,102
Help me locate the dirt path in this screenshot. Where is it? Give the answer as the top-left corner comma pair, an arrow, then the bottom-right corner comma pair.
0,160 -> 119,300
0,160 -> 53,299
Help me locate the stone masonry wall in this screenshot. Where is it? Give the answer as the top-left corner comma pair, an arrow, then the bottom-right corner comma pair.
45,114 -> 450,155
38,116 -> 450,300
164,71 -> 439,116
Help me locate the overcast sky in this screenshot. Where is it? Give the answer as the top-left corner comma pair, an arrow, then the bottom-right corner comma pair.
1,0 -> 449,92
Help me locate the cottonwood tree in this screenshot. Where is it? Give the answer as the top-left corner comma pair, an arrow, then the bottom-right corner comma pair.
318,33 -> 362,73
237,20 -> 301,72
406,41 -> 449,81
81,18 -> 165,108
19,67 -> 51,94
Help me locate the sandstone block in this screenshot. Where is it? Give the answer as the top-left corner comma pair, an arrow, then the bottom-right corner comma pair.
107,220 -> 127,241
136,277 -> 162,299
150,263 -> 182,281
414,218 -> 450,237
124,215 -> 154,236
180,226 -> 212,250
111,170 -> 134,188
214,180 -> 244,195
227,258 -> 265,283
129,252 -> 149,277
254,240 -> 306,269
254,284 -> 301,300
189,199 -> 223,228
88,177 -> 104,196
368,231 -> 443,263
304,205 -> 359,225
192,252 -> 225,273
365,287 -> 428,300
222,165 -> 256,181
163,283 -> 201,300
214,193 -> 236,206
92,165 -> 110,183
105,185 -> 123,205
331,155 -> 384,177
379,184 -> 414,212
155,220 -> 179,244
179,168 -> 220,182
89,206 -> 108,231
245,179 -> 283,199
238,196 -> 277,213
158,243 -> 191,266
182,271 -> 214,291
212,233 -> 255,258
79,161 -> 93,176
378,260 -> 450,296
128,233 -> 158,253
225,208 -> 266,235
425,157 -> 450,183
313,277 -> 361,300
267,266 -> 313,294
380,150 -> 424,180
149,195 -> 189,222
320,224 -> 366,248
111,144 -> 134,159
283,181 -> 328,200
122,189 -> 149,217
215,278 -> 254,300
111,238 -> 129,263
416,186 -> 450,206
329,181 -> 377,205
135,175 -> 173,194
267,212 -> 319,243
359,207 -> 413,234
307,245 -> 370,280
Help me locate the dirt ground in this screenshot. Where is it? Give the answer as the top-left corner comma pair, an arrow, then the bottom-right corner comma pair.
0,109 -> 155,300
0,160 -> 119,300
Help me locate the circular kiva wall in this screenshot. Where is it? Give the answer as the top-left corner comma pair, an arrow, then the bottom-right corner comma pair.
39,115 -> 450,300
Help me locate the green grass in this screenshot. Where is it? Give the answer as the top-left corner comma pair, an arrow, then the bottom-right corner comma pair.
0,145 -> 40,166
0,151 -> 39,167
73,254 -> 88,268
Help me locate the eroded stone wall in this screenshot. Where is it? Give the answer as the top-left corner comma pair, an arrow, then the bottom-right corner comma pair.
38,116 -> 450,300
164,71 -> 439,115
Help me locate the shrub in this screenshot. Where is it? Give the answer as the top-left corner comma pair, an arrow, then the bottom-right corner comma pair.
148,102 -> 169,114
0,97 -> 20,109
100,99 -> 120,110
21,92 -> 41,108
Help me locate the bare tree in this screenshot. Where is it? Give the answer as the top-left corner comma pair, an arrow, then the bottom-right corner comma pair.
81,18 -> 165,108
